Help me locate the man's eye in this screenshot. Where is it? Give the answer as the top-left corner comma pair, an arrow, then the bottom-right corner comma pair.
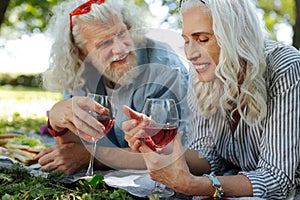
97,39 -> 112,49
118,30 -> 127,38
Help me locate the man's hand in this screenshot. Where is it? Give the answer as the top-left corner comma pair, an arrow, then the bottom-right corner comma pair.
35,143 -> 90,175
49,97 -> 107,142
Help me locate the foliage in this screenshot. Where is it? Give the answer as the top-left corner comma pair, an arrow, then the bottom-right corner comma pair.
0,73 -> 43,88
0,163 -> 134,200
0,112 -> 46,134
257,0 -> 295,40
2,0 -> 64,37
1,0 -> 298,45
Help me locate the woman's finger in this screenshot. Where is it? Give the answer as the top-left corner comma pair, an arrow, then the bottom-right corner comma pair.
122,105 -> 143,121
122,119 -> 138,134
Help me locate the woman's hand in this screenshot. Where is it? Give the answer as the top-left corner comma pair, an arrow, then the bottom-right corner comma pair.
122,105 -> 146,151
139,133 -> 192,194
49,97 -> 108,142
122,105 -> 192,193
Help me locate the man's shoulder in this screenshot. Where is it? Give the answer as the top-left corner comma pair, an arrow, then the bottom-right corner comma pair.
143,38 -> 178,55
136,38 -> 188,72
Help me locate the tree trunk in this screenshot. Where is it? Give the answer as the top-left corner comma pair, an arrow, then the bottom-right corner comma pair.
293,0 -> 300,50
0,0 -> 10,28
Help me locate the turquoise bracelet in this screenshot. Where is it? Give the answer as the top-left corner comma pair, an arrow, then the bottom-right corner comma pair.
203,172 -> 225,199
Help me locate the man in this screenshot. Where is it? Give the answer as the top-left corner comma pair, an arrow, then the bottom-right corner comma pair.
36,0 -> 189,175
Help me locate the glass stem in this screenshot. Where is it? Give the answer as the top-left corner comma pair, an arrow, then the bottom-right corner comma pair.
86,140 -> 97,176
153,181 -> 163,193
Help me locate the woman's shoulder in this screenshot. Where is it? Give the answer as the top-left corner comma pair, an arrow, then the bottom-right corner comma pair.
264,40 -> 300,94
264,40 -> 300,71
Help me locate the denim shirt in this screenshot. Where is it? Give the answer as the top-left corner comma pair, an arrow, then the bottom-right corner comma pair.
64,38 -> 190,148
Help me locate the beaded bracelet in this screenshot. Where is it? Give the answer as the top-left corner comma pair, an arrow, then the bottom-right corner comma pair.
47,118 -> 69,137
203,172 -> 225,199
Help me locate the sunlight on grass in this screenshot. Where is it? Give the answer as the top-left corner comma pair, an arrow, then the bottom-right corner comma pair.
0,85 -> 62,118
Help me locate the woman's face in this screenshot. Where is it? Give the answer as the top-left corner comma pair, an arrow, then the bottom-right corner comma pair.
182,5 -> 220,82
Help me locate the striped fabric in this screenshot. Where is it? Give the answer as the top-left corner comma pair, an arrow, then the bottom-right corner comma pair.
187,40 -> 300,199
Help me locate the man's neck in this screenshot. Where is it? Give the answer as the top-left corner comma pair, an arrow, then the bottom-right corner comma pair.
103,77 -> 120,90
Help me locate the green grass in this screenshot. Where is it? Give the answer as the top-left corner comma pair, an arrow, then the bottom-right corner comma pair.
0,164 -> 135,200
0,85 -> 62,119
0,85 -> 62,101
0,86 -> 137,199
0,86 -> 62,133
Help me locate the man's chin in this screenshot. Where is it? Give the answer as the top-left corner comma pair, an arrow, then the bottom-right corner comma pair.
104,66 -> 139,87
105,55 -> 138,86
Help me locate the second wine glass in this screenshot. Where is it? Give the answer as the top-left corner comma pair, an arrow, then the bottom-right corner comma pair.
86,93 -> 115,177
141,98 -> 179,198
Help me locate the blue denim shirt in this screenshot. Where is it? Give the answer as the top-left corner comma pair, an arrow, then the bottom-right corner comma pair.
64,38 -> 190,147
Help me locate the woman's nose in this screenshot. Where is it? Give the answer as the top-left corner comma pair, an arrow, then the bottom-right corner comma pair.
185,40 -> 201,61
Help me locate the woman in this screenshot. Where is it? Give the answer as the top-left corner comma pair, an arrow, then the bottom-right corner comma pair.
122,0 -> 300,199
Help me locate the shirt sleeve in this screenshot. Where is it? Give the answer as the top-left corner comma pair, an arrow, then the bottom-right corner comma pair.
241,51 -> 300,199
187,70 -> 227,174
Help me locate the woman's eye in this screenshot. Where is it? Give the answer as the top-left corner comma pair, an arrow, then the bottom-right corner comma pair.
200,39 -> 208,42
199,38 -> 209,43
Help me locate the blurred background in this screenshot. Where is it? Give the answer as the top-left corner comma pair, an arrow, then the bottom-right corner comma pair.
0,0 -> 299,133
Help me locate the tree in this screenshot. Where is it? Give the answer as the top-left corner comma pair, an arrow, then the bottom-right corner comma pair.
0,0 -> 63,37
257,0 -> 298,48
0,0 -> 10,27
293,0 -> 300,49
159,0 -> 299,48
0,0 -> 299,49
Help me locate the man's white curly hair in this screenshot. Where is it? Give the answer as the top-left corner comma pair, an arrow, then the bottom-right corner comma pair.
43,0 -> 146,93
180,0 -> 268,125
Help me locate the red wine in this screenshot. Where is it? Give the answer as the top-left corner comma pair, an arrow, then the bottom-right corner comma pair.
143,126 -> 178,151
97,117 -> 115,135
81,117 -> 114,142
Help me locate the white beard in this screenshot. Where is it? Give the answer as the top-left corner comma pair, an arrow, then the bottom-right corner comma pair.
91,51 -> 139,87
103,52 -> 138,86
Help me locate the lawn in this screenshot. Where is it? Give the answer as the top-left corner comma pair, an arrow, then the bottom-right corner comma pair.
0,86 -> 140,200
0,85 -> 62,119
0,85 -> 62,133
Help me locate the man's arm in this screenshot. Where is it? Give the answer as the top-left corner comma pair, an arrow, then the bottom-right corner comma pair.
95,146 -> 146,170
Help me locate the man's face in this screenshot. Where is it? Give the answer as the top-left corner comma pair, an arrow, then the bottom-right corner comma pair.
79,18 -> 137,84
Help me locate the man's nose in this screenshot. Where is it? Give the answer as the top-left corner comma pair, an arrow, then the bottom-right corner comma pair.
111,37 -> 126,54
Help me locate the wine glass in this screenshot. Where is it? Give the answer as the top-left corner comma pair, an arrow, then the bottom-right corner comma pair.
141,98 -> 179,198
86,93 -> 115,177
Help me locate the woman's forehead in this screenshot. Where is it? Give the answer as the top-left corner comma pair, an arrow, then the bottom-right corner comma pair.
182,6 -> 212,34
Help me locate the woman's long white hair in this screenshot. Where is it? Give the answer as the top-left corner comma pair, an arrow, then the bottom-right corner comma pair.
43,0 -> 146,93
180,0 -> 268,125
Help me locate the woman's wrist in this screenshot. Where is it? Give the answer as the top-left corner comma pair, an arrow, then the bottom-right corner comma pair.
172,170 -> 196,195
178,173 -> 215,196
203,172 -> 225,198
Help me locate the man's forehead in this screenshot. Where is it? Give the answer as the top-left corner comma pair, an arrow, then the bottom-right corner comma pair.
81,21 -> 127,41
